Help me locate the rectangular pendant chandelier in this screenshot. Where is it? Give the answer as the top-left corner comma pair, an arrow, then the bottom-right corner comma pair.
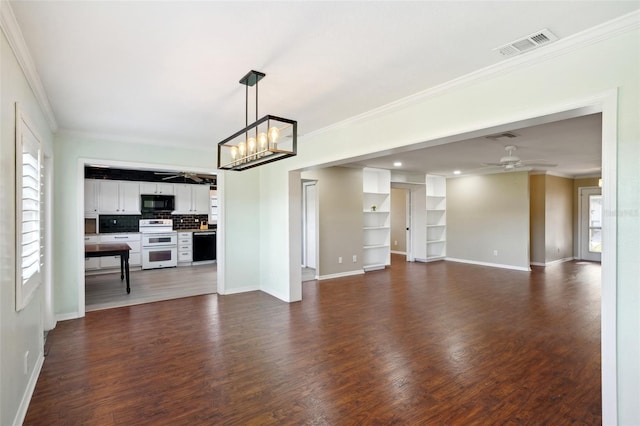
217,70 -> 297,171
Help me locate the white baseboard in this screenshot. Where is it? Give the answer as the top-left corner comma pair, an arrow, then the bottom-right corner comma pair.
13,350 -> 44,426
318,269 -> 365,280
56,311 -> 81,321
530,257 -> 575,267
445,257 -> 531,272
391,250 -> 407,255
219,285 -> 260,295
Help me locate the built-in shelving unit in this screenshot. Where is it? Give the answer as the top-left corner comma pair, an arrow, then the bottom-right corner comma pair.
426,175 -> 446,261
363,168 -> 391,271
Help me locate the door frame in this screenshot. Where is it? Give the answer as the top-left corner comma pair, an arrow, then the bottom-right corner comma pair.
301,180 -> 318,270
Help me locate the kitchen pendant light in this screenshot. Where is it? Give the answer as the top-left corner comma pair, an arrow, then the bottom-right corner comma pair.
217,70 -> 297,171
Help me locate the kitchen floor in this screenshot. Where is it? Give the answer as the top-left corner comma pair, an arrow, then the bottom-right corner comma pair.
85,263 -> 216,312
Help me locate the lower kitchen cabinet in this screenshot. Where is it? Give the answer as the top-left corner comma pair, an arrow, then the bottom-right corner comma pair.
178,232 -> 193,264
84,235 -> 99,270
85,233 -> 141,273
99,233 -> 141,267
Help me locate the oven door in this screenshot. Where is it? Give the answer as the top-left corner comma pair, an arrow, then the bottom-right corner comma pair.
142,245 -> 177,270
142,233 -> 177,246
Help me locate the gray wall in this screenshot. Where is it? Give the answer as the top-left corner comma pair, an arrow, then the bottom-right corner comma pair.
447,172 -> 530,270
302,167 -> 363,277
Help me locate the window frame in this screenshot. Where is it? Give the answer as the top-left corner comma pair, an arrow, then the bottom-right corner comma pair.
15,104 -> 43,311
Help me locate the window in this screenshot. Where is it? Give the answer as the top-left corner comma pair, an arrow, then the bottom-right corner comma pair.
15,104 -> 43,311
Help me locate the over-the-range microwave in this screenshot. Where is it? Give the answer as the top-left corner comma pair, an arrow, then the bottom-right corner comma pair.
141,194 -> 175,213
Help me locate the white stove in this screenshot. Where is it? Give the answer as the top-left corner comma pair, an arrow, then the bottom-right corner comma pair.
139,219 -> 177,269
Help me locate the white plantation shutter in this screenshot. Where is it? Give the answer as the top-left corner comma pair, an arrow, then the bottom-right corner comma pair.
16,105 -> 42,311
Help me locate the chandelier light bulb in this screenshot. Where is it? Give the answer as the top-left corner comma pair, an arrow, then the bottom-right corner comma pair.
247,137 -> 256,155
268,126 -> 280,148
230,146 -> 238,159
238,141 -> 247,159
258,132 -> 268,150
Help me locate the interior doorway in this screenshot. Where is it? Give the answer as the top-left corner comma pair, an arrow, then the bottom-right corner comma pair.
579,186 -> 602,262
302,180 -> 318,280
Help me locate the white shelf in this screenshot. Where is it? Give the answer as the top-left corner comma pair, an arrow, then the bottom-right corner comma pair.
363,168 -> 391,271
425,175 -> 446,260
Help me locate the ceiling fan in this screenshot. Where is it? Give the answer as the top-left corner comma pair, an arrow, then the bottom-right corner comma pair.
481,145 -> 557,170
154,171 -> 212,183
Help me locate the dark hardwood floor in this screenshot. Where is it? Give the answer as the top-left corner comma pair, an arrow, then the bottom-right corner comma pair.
26,256 -> 601,425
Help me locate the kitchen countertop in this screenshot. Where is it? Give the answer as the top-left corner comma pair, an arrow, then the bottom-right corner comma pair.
177,228 -> 216,233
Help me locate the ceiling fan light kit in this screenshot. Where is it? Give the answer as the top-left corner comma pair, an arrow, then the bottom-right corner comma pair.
217,70 -> 297,171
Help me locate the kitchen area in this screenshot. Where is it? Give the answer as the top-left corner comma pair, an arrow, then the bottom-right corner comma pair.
84,166 -> 218,311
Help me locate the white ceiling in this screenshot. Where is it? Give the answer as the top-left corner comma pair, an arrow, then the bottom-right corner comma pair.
9,0 -> 639,156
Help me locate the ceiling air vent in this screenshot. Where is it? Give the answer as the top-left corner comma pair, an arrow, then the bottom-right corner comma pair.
485,132 -> 519,141
494,28 -> 558,57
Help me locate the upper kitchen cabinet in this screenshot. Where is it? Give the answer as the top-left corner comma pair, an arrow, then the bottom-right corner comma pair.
140,182 -> 174,195
84,179 -> 99,214
174,184 -> 210,214
98,180 -> 141,214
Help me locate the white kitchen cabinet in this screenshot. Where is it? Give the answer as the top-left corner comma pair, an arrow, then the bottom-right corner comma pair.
84,179 -> 99,214
98,233 -> 142,268
98,180 -> 141,214
362,168 -> 391,271
178,232 -> 193,264
84,235 -> 99,270
140,182 -> 174,195
173,184 -> 210,214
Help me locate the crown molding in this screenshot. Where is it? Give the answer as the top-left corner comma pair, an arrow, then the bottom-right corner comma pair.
1,0 -> 58,132
306,10 -> 640,140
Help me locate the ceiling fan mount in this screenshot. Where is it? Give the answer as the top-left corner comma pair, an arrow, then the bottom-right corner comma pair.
481,145 -> 557,171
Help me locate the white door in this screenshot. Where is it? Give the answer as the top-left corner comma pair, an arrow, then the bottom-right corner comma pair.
303,182 -> 317,269
580,187 -> 602,262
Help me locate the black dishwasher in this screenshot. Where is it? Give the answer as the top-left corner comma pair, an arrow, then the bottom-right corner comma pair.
193,231 -> 216,262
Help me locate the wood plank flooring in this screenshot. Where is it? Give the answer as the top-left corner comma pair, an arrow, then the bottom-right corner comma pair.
27,256 -> 601,424
85,263 -> 216,312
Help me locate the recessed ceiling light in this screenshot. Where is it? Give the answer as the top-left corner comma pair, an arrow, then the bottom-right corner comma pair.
453,170 -> 461,175
393,162 -> 402,167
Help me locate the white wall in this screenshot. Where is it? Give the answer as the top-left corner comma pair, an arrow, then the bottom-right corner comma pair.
0,28 -> 54,426
252,28 -> 639,423
447,173 -> 530,270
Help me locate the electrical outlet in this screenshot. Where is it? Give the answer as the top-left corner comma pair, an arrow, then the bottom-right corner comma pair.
194,218 -> 199,222
338,257 -> 343,264
24,351 -> 29,375
394,240 -> 398,246
353,255 -> 357,263
493,250 -> 498,256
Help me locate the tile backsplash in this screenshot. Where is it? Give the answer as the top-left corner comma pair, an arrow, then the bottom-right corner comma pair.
98,213 -> 210,233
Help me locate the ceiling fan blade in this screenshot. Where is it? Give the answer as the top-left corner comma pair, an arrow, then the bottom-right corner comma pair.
481,162 -> 505,167
155,172 -> 177,175
162,175 -> 178,180
190,176 -> 203,183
